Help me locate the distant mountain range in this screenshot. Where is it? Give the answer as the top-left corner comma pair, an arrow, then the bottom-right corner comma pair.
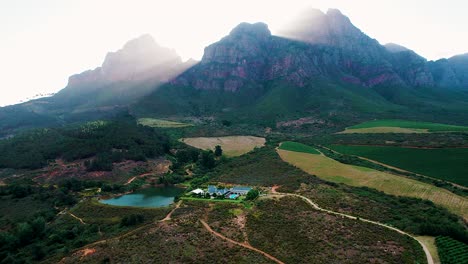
1,8 -> 468,136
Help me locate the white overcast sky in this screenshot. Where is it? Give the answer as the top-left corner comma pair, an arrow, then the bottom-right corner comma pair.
0,0 -> 467,106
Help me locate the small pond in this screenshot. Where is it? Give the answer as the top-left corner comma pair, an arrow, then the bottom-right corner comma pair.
99,186 -> 184,208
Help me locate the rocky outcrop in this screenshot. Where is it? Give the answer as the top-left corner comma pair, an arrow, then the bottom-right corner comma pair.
173,22 -> 272,91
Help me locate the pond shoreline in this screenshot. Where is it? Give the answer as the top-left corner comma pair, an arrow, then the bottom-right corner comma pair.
98,185 -> 185,208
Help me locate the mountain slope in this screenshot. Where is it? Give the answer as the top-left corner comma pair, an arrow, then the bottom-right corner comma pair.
0,35 -> 195,136
1,8 -> 468,136
134,10 -> 468,128
429,53 -> 468,89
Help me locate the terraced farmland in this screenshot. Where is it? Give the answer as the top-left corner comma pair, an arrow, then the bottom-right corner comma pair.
340,119 -> 468,134
329,145 -> 468,186
180,136 -> 265,157
277,147 -> 468,220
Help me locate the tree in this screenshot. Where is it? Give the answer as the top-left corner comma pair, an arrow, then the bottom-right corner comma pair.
16,222 -> 33,245
200,150 -> 216,169
214,145 -> 223,157
246,189 -> 260,200
31,217 -> 46,237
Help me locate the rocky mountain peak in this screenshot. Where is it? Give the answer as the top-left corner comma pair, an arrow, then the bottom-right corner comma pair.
201,22 -> 271,65
101,34 -> 181,81
384,43 -> 411,53
228,22 -> 271,40
277,8 -> 366,47
67,34 -> 182,87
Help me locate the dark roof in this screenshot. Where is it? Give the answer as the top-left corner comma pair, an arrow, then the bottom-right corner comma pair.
208,185 -> 229,194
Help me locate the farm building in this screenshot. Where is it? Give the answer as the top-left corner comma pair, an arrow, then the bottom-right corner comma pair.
207,185 -> 229,196
230,186 -> 252,195
191,188 -> 204,195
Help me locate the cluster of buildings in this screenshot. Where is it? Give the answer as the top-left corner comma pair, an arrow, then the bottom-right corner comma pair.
190,185 -> 252,199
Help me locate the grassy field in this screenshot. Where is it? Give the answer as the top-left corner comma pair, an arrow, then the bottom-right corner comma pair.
181,197 -> 244,204
340,119 -> 468,133
279,141 -> 320,154
329,145 -> 468,186
137,118 -> 192,128
180,136 -> 265,157
277,149 -> 468,220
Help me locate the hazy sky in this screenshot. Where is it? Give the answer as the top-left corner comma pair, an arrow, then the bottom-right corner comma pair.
1,0 -> 467,106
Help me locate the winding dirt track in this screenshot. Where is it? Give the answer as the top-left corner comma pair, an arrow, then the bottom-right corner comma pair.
199,219 -> 284,264
68,212 -> 86,225
160,200 -> 182,222
275,192 -> 434,264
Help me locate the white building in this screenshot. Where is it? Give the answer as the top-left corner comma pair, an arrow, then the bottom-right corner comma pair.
191,188 -> 205,195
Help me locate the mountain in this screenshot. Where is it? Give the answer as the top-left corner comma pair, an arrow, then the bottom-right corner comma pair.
276,9 -> 434,87
429,53 -> 468,89
134,9 -> 468,127
0,35 -> 195,136
53,34 -> 195,109
2,8 -> 468,136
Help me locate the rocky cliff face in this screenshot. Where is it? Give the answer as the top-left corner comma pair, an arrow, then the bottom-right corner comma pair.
173,22 -> 272,91
173,9 -> 440,92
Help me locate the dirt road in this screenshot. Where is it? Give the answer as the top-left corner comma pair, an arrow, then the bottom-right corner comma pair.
200,219 -> 284,264
274,192 -> 434,264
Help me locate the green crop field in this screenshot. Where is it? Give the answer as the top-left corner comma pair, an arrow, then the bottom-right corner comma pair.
340,119 -> 468,133
279,141 -> 320,154
328,145 -> 468,186
435,236 -> 468,264
277,147 -> 468,220
137,118 -> 192,128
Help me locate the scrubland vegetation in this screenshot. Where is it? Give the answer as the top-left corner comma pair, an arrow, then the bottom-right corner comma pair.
247,196 -> 427,263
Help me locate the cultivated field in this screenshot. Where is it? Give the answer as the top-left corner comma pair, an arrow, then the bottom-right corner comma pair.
329,145 -> 468,186
436,236 -> 468,264
137,118 -> 192,128
340,119 -> 468,134
279,141 -> 320,154
180,136 -> 266,157
277,148 -> 468,220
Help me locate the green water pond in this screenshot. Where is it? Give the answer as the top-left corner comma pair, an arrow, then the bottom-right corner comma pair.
99,186 -> 184,208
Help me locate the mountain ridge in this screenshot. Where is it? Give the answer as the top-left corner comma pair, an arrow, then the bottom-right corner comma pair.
1,8 -> 468,136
